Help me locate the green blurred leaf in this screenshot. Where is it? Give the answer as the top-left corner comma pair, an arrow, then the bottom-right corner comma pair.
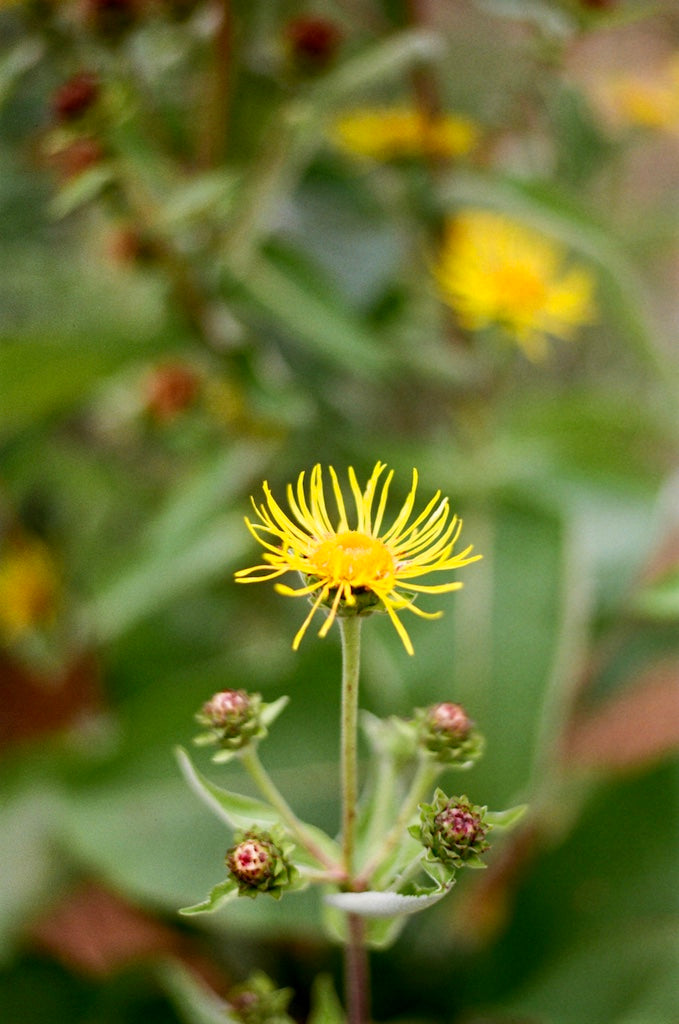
157,960 -> 239,1024
308,975 -> 346,1024
49,165 -> 116,220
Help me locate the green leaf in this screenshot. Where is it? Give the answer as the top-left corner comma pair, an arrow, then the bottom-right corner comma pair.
229,248 -> 389,377
49,165 -> 116,219
176,747 -> 280,831
82,514 -> 250,644
634,570 -> 679,621
179,877 -> 238,916
156,960 -> 239,1024
485,804 -> 528,829
0,37 -> 43,107
324,887 -> 450,919
308,975 -> 346,1024
260,696 -> 290,730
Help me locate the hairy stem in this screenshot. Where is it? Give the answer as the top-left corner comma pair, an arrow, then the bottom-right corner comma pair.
339,616 -> 370,1024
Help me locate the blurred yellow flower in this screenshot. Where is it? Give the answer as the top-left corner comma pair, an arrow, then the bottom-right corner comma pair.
0,538 -> 60,640
332,107 -> 478,161
235,462 -> 480,655
434,209 -> 596,359
604,54 -> 679,132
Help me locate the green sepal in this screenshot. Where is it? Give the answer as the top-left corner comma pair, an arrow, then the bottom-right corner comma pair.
179,877 -> 238,916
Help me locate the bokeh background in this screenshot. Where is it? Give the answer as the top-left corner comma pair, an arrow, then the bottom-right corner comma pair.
1,1 -> 678,1022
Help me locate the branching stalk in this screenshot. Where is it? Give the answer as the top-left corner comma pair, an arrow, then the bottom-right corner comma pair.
241,747 -> 342,875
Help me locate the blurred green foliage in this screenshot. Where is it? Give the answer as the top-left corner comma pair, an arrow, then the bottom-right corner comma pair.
1,0 -> 678,1022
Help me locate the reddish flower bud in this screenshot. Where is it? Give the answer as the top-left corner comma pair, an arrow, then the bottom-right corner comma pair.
194,689 -> 264,755
225,828 -> 297,898
414,701 -> 484,765
52,72 -> 99,123
428,701 -> 472,738
144,362 -> 200,422
412,790 -> 491,869
284,17 -> 342,73
227,836 -> 273,887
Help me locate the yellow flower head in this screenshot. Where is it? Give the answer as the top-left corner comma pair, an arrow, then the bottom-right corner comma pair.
0,538 -> 60,641
434,209 -> 596,359
603,55 -> 679,132
332,107 -> 478,161
235,463 -> 481,655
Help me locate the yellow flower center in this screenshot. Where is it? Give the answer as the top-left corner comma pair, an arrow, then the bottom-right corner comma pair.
492,264 -> 548,316
310,530 -> 395,589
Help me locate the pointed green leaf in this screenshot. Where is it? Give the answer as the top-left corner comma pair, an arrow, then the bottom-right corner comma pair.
176,747 -> 279,830
179,877 -> 238,915
308,975 -> 346,1024
156,960 -> 239,1024
485,804 -> 528,829
260,696 -> 290,729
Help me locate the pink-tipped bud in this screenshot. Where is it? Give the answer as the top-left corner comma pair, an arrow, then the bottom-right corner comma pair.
428,702 -> 472,738
227,837 -> 273,887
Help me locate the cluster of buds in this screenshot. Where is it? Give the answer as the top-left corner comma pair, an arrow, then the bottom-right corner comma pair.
414,702 -> 485,766
226,827 -> 297,899
194,689 -> 263,754
411,790 -> 491,870
229,971 -> 294,1024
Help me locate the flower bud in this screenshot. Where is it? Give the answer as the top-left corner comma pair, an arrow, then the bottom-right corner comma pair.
144,361 -> 201,423
226,828 -> 296,899
229,971 -> 294,1024
195,689 -> 262,753
412,790 -> 491,869
52,72 -> 100,123
414,702 -> 485,766
284,17 -> 343,75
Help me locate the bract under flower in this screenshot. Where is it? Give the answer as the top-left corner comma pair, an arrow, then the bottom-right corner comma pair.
235,462 -> 481,655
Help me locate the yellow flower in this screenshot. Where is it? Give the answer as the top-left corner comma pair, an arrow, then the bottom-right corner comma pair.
235,463 -> 480,655
434,209 -> 596,359
0,538 -> 60,640
332,107 -> 478,161
603,55 -> 679,132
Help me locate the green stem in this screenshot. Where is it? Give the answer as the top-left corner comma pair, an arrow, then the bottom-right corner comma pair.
356,755 -> 439,888
339,616 -> 362,877
338,616 -> 369,1024
241,747 -> 341,875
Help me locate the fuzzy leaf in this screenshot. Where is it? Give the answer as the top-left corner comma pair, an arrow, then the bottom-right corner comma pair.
179,878 -> 238,916
176,747 -> 279,830
324,887 -> 450,919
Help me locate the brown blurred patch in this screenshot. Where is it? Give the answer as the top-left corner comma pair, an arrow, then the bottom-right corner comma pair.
28,882 -> 181,977
561,659 -> 679,772
0,652 -> 104,749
